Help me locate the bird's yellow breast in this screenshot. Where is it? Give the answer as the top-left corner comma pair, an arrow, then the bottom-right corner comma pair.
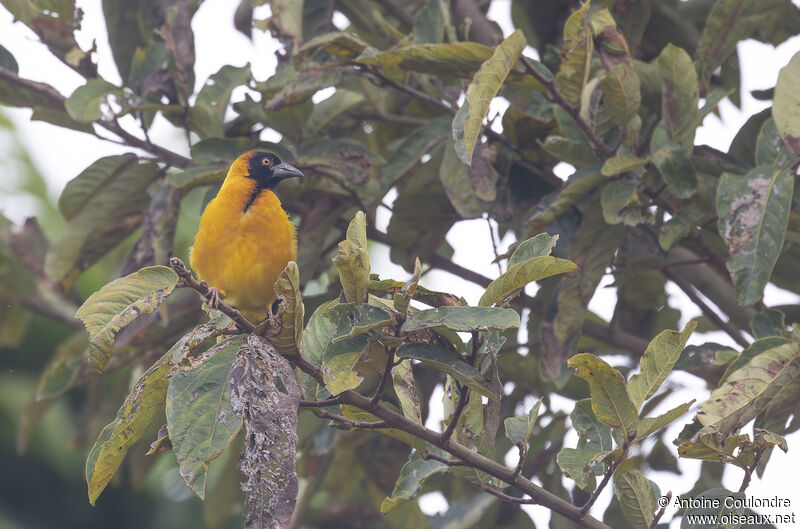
190,166 -> 296,322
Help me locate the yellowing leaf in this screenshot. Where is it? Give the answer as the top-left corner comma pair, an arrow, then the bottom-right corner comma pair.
627,322 -> 696,410
555,2 -> 593,105
453,30 -> 527,164
76,266 -> 178,372
568,353 -> 638,442
479,256 -> 576,307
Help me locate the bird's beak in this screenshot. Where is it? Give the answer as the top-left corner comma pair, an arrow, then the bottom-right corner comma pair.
273,162 -> 304,181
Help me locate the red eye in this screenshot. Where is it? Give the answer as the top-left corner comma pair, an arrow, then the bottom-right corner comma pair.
262,158 -> 271,166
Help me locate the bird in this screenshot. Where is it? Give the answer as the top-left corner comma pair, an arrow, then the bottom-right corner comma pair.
190,151 -> 303,323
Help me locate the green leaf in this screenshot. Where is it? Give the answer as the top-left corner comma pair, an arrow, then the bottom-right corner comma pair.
299,299 -> 339,399
601,153 -> 648,177
557,447 -> 600,491
555,1 -> 592,105
756,117 -> 795,168
636,400 -> 694,441
600,64 -> 642,146
628,322 -> 696,410
613,469 -> 657,529
572,399 -> 613,455
45,154 -> 158,287
395,343 -> 497,401
64,79 -> 123,122
695,0 -> 756,91
601,174 -> 645,226
657,44 -> 699,151
651,126 -> 697,199
508,233 -> 559,266
568,353 -> 639,442
273,261 -> 304,355
479,256 -> 576,307
296,31 -> 368,63
553,206 -> 624,345
333,211 -> 370,305
393,359 -> 422,424
773,50 -> 800,155
188,64 -> 251,139
440,141 -> 496,218
166,335 -> 244,499
659,204 -> 715,250
504,398 -> 542,446
412,0 -> 444,43
678,432 -> 744,461
0,44 -> 19,73
525,167 -> 605,234
380,445 -> 449,513
379,116 -> 450,188
36,331 -> 87,400
717,166 -> 794,307
750,309 -> 786,339
453,29 -> 526,165
697,341 -> 800,434
75,266 -> 178,372
303,88 -> 364,136
401,306 -> 520,332
679,488 -> 745,529
86,350 -> 173,504
357,42 -> 493,78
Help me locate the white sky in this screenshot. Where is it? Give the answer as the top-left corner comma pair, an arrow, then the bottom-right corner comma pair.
3,1 -> 800,527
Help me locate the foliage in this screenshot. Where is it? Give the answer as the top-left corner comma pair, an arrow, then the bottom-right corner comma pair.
3,1 -> 800,529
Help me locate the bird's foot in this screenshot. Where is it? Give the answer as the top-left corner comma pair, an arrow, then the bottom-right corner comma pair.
200,281 -> 225,311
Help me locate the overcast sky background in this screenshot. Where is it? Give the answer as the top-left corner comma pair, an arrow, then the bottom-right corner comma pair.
3,1 -> 800,527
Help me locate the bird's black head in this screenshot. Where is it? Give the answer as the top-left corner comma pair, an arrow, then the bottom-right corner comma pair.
246,151 -> 304,189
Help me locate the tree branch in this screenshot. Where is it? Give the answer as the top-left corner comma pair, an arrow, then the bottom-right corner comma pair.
478,483 -> 537,505
518,57 -> 615,158
169,258 -> 255,333
578,444 -> 628,518
314,409 -> 388,429
421,450 -> 468,466
665,270 -> 748,348
0,67 -> 191,168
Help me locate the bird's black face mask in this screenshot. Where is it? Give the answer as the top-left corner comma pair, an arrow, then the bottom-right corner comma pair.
248,151 -> 304,190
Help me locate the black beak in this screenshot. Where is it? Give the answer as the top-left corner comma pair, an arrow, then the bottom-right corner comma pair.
273,162 -> 304,181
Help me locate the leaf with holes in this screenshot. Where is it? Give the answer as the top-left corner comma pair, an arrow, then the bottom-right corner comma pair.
76,266 -> 178,372
166,335 -> 244,499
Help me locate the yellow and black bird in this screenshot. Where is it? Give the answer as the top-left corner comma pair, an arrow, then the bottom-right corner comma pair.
190,151 -> 303,322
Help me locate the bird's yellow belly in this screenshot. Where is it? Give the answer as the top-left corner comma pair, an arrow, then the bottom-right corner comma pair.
190,190 -> 296,321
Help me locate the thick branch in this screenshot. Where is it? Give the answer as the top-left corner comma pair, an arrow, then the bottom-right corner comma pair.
169,258 -> 255,333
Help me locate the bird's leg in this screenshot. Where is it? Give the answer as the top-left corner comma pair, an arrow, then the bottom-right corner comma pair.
199,281 -> 225,310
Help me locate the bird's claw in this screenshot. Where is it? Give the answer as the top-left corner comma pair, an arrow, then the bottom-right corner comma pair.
200,281 -> 225,311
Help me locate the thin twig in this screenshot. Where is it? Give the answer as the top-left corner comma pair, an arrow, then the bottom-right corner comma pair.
364,65 -> 456,113
649,492 -> 671,529
369,343 -> 395,409
578,444 -> 629,518
512,441 -> 527,480
739,450 -> 763,493
421,450 -> 468,466
314,409 -> 387,429
666,271 -> 748,348
518,56 -> 614,158
487,217 -> 504,275
441,383 -> 470,444
299,398 -> 340,408
478,483 -> 537,504
0,67 -> 191,168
